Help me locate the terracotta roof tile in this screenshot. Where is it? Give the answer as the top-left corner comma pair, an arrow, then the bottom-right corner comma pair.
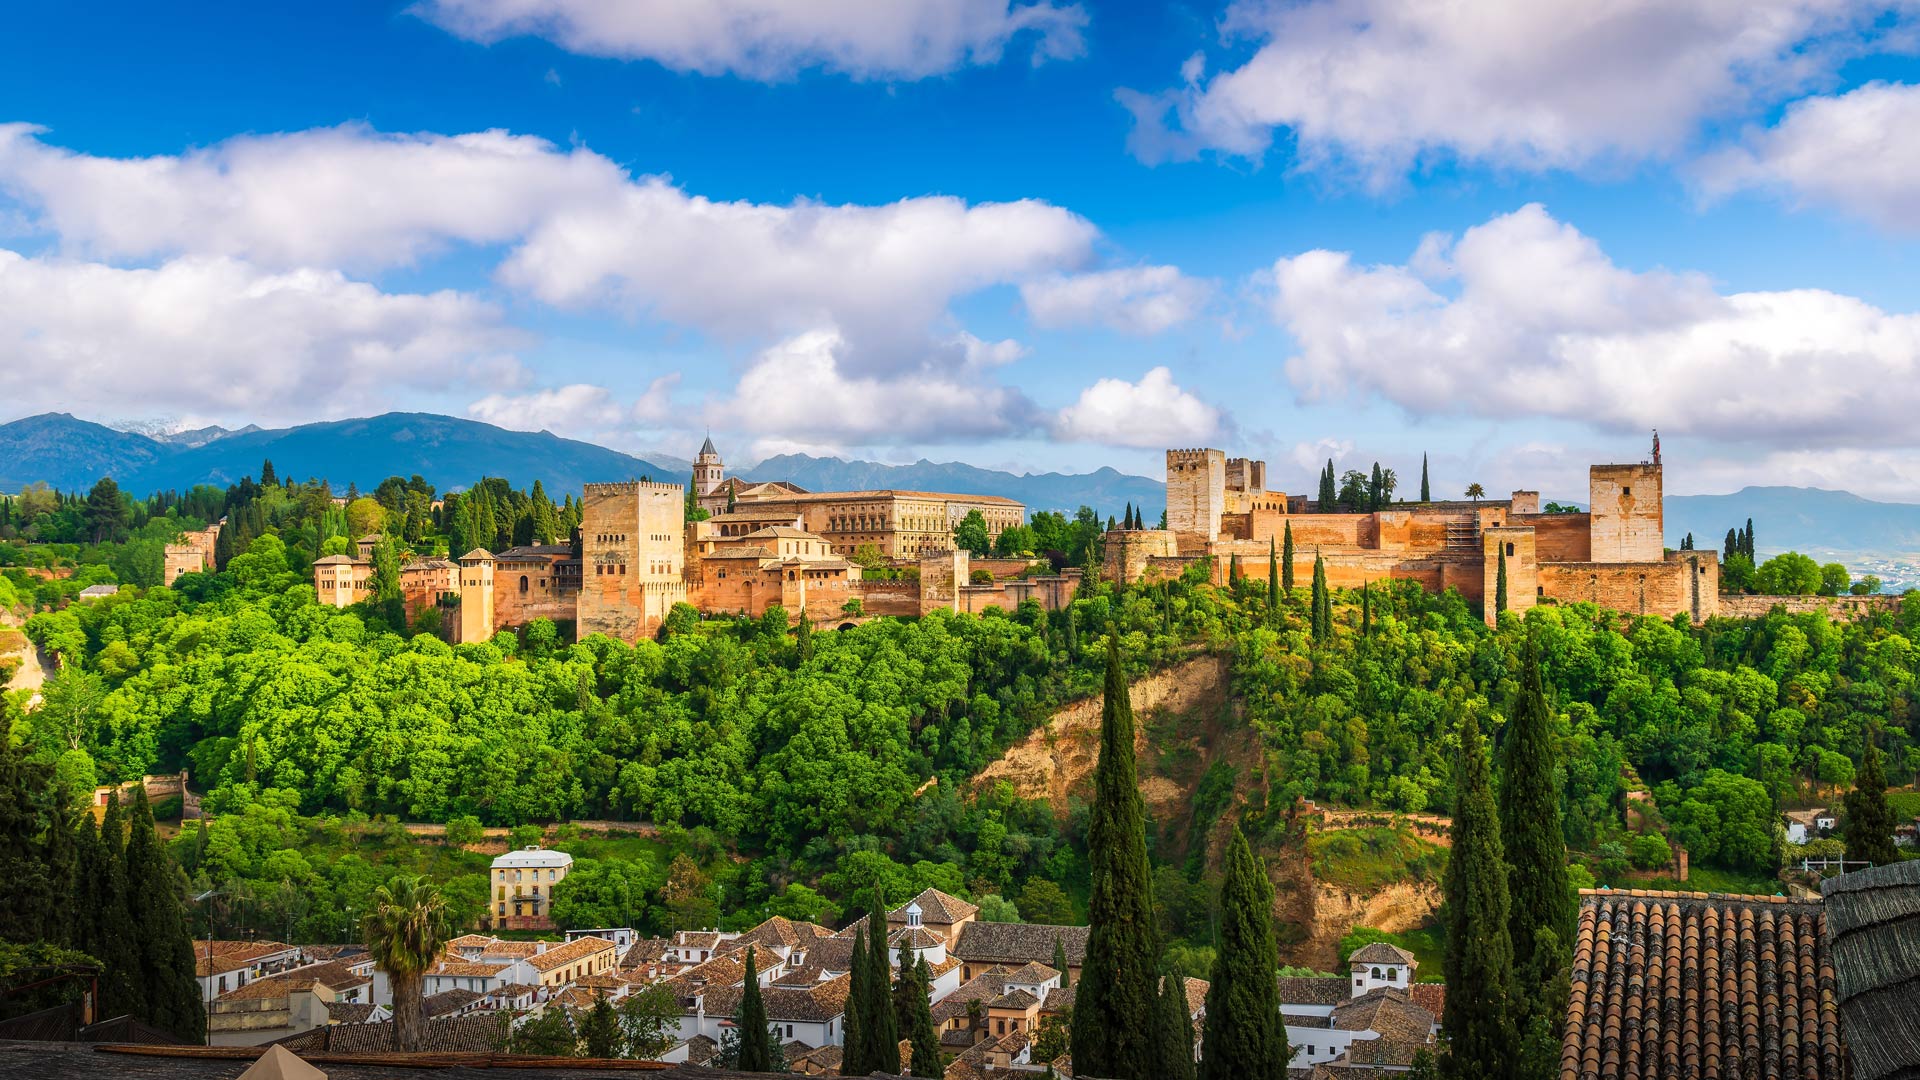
953,922 -> 1087,967
1561,889 -> 1843,1080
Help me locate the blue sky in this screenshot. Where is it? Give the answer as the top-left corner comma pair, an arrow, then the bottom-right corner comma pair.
4,1 -> 1920,504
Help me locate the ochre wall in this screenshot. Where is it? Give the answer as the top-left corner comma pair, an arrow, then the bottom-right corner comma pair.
492,557 -> 576,629
1536,553 -> 1712,621
1483,527 -> 1538,623
1166,449 -> 1226,544
578,482 -> 688,642
1517,513 -> 1593,562
1716,593 -> 1897,620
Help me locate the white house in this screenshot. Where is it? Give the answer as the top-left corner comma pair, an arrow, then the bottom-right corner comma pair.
1786,808 -> 1837,845
1281,944 -> 1441,1070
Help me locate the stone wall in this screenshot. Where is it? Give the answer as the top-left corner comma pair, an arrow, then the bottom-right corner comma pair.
1536,552 -> 1714,621
577,481 -> 688,642
1103,530 -> 1179,583
1516,512 -> 1593,562
1483,526 -> 1538,623
848,580 -> 920,617
917,549 -> 968,615
1716,593 -> 1902,621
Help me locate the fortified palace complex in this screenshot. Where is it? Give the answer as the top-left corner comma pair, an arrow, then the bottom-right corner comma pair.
1107,436 -> 1718,625
313,436 -> 1715,638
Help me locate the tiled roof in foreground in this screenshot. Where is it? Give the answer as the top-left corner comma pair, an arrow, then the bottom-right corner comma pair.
1822,859 -> 1920,1080
1561,888 -> 1843,1080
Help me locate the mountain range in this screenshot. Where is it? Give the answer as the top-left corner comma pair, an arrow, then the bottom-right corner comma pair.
8,411 -> 1920,564
0,412 -> 1164,517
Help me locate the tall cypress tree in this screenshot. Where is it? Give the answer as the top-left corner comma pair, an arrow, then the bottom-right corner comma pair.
1267,539 -> 1280,614
1442,714 -> 1515,1080
734,947 -> 778,1071
94,793 -> 144,1022
1071,636 -> 1160,1079
1499,647 -> 1573,1080
1052,937 -> 1071,989
1198,825 -> 1288,1080
1155,964 -> 1196,1080
1310,553 -> 1331,643
126,787 -> 206,1041
1318,461 -> 1337,512
1845,745 -> 1898,866
1421,454 -> 1431,502
843,928 -> 870,1073
865,904 -> 900,1073
0,711 -> 54,944
1360,581 -> 1372,638
905,954 -> 941,1077
1281,522 -> 1295,597
1494,547 -> 1508,617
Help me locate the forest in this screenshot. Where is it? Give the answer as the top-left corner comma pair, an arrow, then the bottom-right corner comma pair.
3,469 -> 1918,968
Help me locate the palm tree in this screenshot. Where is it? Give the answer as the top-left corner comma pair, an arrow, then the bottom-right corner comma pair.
363,875 -> 452,1051
1465,483 -> 1486,503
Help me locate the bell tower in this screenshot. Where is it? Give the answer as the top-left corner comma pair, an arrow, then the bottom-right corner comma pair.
694,435 -> 724,496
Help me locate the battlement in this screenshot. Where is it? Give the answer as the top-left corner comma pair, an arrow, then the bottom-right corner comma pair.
583,481 -> 641,495
1167,448 -> 1222,462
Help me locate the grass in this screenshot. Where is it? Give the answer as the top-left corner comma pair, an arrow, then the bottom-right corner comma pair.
1887,791 -> 1920,821
1307,825 -> 1447,893
1637,865 -> 1782,896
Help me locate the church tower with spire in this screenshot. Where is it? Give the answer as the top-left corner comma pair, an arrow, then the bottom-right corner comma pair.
694,435 -> 724,496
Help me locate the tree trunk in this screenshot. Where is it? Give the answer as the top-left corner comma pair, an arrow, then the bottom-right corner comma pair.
392,971 -> 423,1051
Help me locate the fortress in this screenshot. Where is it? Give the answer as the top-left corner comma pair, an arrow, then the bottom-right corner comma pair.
1107,438 -> 1719,624
312,440 -> 1057,641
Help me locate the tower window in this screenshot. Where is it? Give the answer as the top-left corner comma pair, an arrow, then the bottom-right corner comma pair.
1505,542 -> 1515,557
1622,486 -> 1632,496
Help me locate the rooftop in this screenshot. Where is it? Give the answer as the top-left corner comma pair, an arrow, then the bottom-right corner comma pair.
1347,942 -> 1417,968
1561,889 -> 1842,1080
890,888 -> 980,926
525,936 -> 616,974
1821,859 -> 1920,1080
952,922 -> 1086,966
490,847 -> 573,869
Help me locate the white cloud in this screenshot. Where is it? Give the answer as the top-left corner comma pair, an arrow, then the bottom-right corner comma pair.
1121,0 -> 1904,182
414,0 -> 1087,80
0,123 -> 1099,371
707,329 -> 1038,444
1020,265 -> 1210,334
1267,203 -> 1920,447
1051,366 -> 1221,448
1696,80 -> 1920,229
0,123 -> 624,270
0,249 -> 520,422
467,383 -> 630,432
500,184 -> 1096,367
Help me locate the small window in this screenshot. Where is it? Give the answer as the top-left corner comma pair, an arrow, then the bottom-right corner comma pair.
1505,542 -> 1515,557
1622,486 -> 1632,496
519,575 -> 529,594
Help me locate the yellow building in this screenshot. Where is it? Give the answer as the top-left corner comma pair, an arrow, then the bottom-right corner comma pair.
490,846 -> 572,930
523,936 -> 618,989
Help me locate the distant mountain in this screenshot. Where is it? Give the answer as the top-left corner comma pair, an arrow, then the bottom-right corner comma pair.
0,413 -> 1164,516
150,423 -> 263,448
1666,487 -> 1920,559
741,454 -> 1166,518
0,412 -> 676,496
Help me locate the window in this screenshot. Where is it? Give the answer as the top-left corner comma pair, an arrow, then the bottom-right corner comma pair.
786,1024 -> 794,1038
519,575 -> 529,594
1387,967 -> 1398,982
1505,542 -> 1515,557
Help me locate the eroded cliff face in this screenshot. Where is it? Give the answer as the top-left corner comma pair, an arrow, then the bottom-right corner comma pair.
972,650 -> 1442,972
972,652 -> 1230,821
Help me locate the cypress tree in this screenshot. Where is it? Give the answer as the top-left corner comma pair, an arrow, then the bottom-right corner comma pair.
42,791 -> 79,948
1281,521 -> 1295,596
843,930 -> 870,1074
795,608 -> 814,664
1198,825 -> 1288,1080
1310,553 -> 1331,643
1845,745 -> 1898,866
0,711 -> 54,944
1361,581 -> 1372,638
906,955 -> 941,1077
1442,714 -> 1515,1080
1229,554 -> 1241,590
1724,528 -> 1738,561
94,793 -> 144,1022
1421,453 -> 1431,502
865,904 -> 899,1073
734,947 -> 778,1071
1071,635 -> 1160,1079
1499,647 -> 1573,1080
1052,937 -> 1071,989
1267,539 -> 1280,613
1745,518 -> 1755,560
1319,461 -> 1337,512
1369,462 -> 1384,511
126,787 -> 205,1041
1494,547 -> 1508,617
1156,964 -> 1196,1080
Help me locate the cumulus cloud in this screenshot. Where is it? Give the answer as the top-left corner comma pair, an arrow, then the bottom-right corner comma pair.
501,184 -> 1096,367
1121,0 -> 1904,182
414,0 -> 1087,80
1696,81 -> 1920,229
1266,203 -> 1920,446
707,329 -> 1039,445
1051,366 -> 1222,448
467,373 -> 685,437
0,123 -> 624,270
0,123 -> 1098,373
0,249 -> 520,422
1020,265 -> 1210,334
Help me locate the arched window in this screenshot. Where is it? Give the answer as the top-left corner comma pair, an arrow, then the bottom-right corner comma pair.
1505,542 -> 1515,557
1386,967 -> 1398,982
519,575 -> 529,594
1371,967 -> 1381,979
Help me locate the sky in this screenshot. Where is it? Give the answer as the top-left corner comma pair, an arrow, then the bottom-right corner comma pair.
4,1 -> 1920,504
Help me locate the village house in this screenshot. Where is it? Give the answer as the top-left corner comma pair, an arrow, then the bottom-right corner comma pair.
490,846 -> 573,929
1279,944 -> 1444,1071
1787,807 -> 1838,845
